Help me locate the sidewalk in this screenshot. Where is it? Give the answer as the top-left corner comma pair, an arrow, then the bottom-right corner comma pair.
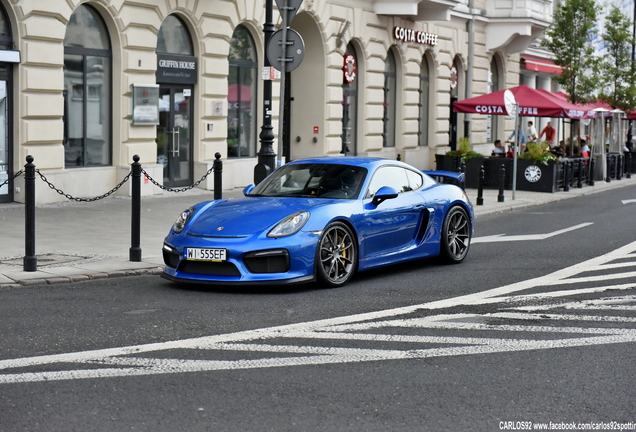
1,176 -> 635,288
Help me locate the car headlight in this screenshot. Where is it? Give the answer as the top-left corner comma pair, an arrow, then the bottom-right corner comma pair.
267,211 -> 310,238
172,207 -> 195,233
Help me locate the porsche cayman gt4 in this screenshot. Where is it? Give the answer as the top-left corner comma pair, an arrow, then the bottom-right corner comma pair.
161,157 -> 473,287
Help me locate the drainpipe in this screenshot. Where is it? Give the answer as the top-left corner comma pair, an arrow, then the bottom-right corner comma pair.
464,0 -> 474,139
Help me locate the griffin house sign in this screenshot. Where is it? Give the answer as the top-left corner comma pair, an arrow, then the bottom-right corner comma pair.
156,53 -> 198,85
393,26 -> 438,46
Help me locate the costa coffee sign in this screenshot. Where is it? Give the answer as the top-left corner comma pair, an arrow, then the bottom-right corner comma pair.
475,106 -> 541,115
393,26 -> 438,46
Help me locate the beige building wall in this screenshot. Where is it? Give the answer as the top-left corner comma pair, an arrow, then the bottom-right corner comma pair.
3,0 -> 546,204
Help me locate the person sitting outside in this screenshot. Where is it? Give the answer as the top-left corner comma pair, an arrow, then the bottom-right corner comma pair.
580,140 -> 590,158
491,139 -> 505,156
551,140 -> 565,158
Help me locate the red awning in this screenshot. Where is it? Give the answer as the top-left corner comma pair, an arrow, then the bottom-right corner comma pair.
521,57 -> 562,75
453,85 -> 587,118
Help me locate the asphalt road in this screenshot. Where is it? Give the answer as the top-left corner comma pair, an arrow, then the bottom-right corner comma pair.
1,186 -> 636,431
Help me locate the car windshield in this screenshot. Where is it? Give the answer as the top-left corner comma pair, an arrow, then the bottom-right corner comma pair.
250,163 -> 367,199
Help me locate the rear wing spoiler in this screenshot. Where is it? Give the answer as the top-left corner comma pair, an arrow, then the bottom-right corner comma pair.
422,170 -> 465,183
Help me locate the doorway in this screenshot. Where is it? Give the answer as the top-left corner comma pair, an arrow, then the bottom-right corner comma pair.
157,85 -> 193,188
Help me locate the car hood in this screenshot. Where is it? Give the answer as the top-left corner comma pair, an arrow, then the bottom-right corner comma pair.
186,197 -> 322,237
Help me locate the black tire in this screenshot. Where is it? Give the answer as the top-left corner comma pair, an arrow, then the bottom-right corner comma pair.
316,222 -> 357,287
440,206 -> 471,263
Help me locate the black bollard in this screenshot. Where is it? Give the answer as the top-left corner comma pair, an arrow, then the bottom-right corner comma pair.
589,157 -> 595,186
617,154 -> 622,180
606,156 -> 611,183
577,160 -> 583,188
563,161 -> 570,192
627,152 -> 632,179
23,155 -> 37,272
129,155 -> 142,262
476,164 -> 484,206
497,164 -> 505,203
214,152 -> 223,200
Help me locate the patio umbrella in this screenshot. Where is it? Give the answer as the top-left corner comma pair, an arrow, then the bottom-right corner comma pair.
453,85 -> 588,119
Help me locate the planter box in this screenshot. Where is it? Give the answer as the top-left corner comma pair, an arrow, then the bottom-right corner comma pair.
435,155 -> 485,189
515,158 -> 558,193
479,157 -> 513,190
435,154 -> 461,172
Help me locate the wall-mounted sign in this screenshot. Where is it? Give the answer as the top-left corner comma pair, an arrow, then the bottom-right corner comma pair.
450,66 -> 458,90
343,54 -> 356,84
131,84 -> 159,125
156,53 -> 198,85
393,27 -> 438,46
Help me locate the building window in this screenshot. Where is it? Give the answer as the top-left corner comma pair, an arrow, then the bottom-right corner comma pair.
382,50 -> 397,148
0,5 -> 10,49
342,43 -> 358,155
418,56 -> 430,147
157,15 -> 193,55
488,58 -> 500,143
227,25 -> 257,158
63,4 -> 112,167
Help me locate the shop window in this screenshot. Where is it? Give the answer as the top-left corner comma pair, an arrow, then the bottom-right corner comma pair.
63,4 -> 112,167
227,25 -> 257,158
418,56 -> 430,147
383,50 -> 397,148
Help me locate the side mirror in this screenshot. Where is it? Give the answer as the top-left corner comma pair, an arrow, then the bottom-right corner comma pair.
243,184 -> 255,196
371,186 -> 399,206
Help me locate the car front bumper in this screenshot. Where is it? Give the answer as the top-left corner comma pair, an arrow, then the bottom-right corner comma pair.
162,229 -> 320,285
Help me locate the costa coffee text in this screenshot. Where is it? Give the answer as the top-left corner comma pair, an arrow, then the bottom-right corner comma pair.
393,27 -> 438,46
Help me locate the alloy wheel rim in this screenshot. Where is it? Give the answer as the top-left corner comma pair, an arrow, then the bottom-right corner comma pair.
320,226 -> 354,283
447,211 -> 470,259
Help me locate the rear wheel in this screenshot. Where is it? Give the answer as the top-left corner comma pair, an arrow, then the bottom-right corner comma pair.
316,222 -> 357,287
440,206 -> 471,263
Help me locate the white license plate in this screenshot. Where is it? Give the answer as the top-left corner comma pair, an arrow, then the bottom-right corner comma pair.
185,248 -> 227,262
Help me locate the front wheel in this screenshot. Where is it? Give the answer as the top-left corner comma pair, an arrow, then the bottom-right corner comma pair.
440,206 -> 471,263
316,222 -> 357,287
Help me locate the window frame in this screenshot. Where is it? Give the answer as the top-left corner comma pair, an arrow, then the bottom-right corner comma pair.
63,5 -> 112,168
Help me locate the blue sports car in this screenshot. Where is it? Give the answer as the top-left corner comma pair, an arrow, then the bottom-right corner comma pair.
162,157 -> 473,287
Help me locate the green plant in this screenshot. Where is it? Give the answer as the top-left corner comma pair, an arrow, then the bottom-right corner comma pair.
519,142 -> 558,165
445,137 -> 483,162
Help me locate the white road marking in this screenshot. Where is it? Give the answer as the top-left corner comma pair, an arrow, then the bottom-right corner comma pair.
622,199 -> 636,205
2,239 -> 636,384
471,222 -> 593,243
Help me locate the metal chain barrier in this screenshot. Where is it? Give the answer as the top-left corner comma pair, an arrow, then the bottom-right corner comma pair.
0,169 -> 24,189
36,169 -> 132,202
141,166 -> 215,193
18,154 -> 224,271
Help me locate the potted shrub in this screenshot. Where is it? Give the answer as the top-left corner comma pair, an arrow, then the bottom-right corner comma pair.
435,138 -> 483,187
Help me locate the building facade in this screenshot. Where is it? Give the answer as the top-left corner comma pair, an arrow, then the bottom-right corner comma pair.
0,0 -> 553,204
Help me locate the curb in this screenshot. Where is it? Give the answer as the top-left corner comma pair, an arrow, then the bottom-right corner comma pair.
0,267 -> 164,288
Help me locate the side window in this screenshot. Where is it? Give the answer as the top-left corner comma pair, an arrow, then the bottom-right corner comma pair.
366,166 -> 411,198
406,169 -> 423,190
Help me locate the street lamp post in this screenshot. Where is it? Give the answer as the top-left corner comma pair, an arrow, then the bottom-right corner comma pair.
628,0 -> 636,151
254,0 -> 276,184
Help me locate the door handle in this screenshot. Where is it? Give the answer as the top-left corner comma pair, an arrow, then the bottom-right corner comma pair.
171,129 -> 180,156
